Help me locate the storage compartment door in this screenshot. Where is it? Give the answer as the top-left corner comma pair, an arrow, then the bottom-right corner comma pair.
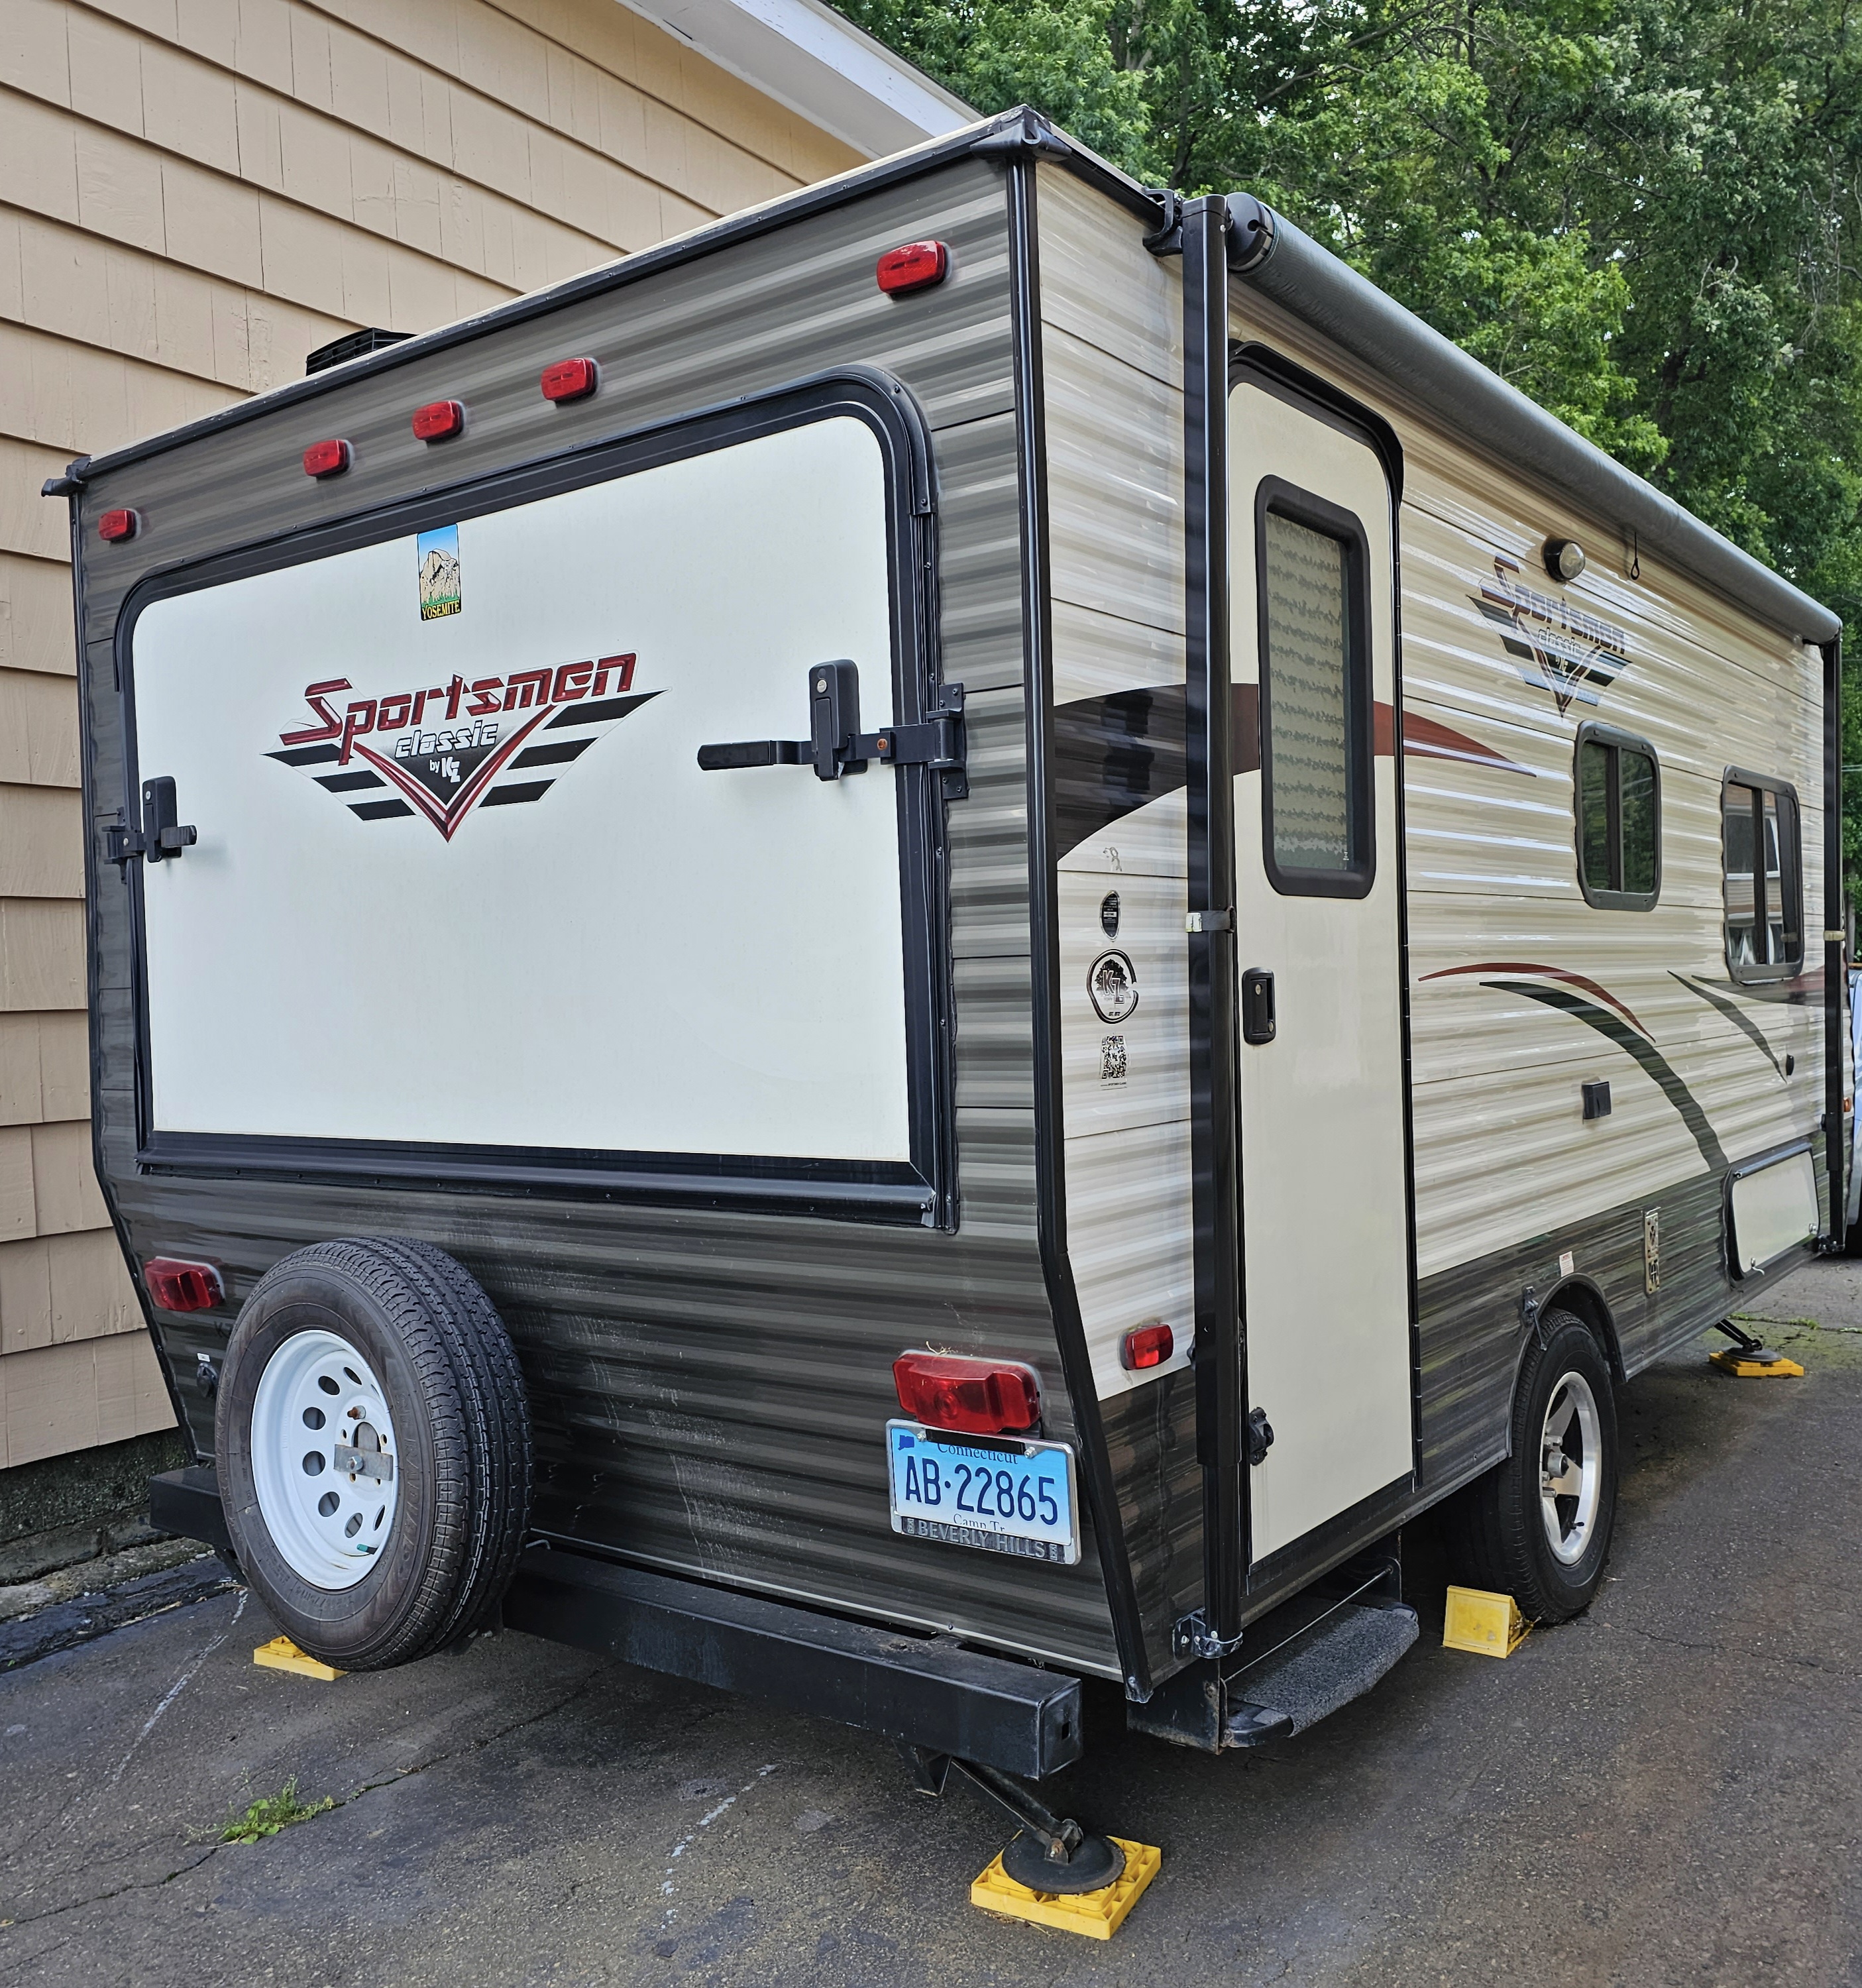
125,408 -> 938,1207
1728,1149 -> 1818,1275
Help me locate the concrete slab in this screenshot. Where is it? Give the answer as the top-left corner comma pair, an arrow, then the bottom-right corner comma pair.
3,1266 -> 1861,1985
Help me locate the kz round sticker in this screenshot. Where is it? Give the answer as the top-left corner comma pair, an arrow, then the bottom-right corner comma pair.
1088,950 -> 1139,1023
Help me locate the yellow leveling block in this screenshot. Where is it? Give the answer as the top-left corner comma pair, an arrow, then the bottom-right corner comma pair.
1709,1347 -> 1804,1378
1443,1586 -> 1530,1658
971,1836 -> 1161,1939
253,1636 -> 345,1681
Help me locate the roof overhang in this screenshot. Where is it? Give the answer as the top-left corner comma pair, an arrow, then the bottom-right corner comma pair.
618,0 -> 973,158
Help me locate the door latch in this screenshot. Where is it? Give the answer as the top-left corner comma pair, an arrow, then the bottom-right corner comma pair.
697,662 -> 968,799
1240,966 -> 1276,1044
1246,1407 -> 1275,1466
103,777 -> 197,872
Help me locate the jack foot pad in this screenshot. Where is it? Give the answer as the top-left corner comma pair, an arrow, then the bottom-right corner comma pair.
973,1835 -> 1160,1938
1709,1347 -> 1804,1378
1000,1828 -> 1124,1895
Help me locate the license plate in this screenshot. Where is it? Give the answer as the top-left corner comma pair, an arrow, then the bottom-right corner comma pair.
886,1421 -> 1079,1565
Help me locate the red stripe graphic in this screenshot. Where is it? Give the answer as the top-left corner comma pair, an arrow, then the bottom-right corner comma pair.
1419,961 -> 1649,1036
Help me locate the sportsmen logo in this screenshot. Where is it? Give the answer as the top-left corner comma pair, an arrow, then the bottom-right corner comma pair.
1473,555 -> 1629,716
268,653 -> 655,840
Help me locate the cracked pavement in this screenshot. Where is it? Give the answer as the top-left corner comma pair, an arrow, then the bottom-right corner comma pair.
4,1259 -> 1862,1986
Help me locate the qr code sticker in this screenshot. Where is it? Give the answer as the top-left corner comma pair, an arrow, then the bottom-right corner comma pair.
1100,1034 -> 1128,1085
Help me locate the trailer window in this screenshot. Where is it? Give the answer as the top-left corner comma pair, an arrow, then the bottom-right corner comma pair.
1257,496 -> 1373,897
1723,774 -> 1803,979
1574,724 -> 1660,911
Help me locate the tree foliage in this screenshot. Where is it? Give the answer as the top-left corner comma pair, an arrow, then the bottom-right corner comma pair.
840,0 -> 1862,885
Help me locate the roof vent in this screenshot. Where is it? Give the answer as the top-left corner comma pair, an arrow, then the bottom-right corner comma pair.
305,328 -> 413,376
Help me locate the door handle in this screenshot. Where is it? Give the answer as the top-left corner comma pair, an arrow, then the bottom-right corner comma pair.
105,775 -> 197,872
1240,967 -> 1276,1044
696,662 -> 967,797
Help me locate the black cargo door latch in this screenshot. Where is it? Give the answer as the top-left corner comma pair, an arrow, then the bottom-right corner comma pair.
1240,966 -> 1276,1044
698,661 -> 967,800
104,776 -> 197,873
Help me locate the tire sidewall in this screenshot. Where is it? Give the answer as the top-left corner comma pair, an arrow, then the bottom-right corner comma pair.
1513,1316 -> 1617,1614
218,1263 -> 446,1665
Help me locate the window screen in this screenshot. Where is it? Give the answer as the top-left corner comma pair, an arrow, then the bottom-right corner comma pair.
1574,726 -> 1660,909
1259,502 -> 1370,895
1724,777 -> 1802,977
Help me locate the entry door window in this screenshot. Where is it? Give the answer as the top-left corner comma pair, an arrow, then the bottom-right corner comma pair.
1723,775 -> 1802,979
1256,488 -> 1373,897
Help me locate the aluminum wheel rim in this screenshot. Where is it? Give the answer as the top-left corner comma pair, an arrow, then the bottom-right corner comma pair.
250,1327 -> 399,1590
1539,1371 -> 1602,1567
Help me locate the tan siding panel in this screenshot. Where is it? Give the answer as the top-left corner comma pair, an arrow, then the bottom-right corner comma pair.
0,1330 -> 175,1467
50,1227 -> 139,1341
0,1235 -> 54,1353
0,898 -> 85,1010
0,1125 -> 34,1239
0,784 -> 83,897
30,1118 -> 109,1234
0,553 -> 76,676
0,1011 -> 89,1125
0,667 -> 80,785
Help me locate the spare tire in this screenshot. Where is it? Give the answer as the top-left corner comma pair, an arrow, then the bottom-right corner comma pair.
216,1237 -> 531,1671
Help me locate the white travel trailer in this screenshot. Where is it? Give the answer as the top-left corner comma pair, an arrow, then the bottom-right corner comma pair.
51,107 -> 1840,1884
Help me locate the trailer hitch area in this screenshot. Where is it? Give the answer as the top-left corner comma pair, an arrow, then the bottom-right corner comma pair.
105,776 -> 197,872
696,662 -> 967,799
899,1744 -> 1125,1895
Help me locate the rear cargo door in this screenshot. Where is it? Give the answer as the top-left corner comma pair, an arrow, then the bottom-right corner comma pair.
122,388 -> 948,1217
1229,370 -> 1415,1569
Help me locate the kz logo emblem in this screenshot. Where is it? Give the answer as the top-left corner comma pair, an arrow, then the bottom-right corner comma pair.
268,654 -> 655,840
1473,555 -> 1629,716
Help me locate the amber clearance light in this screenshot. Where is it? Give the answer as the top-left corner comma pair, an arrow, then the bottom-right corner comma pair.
893,1352 -> 1039,1435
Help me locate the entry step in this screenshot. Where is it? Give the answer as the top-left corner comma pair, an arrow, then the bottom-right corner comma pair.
1223,1600 -> 1419,1747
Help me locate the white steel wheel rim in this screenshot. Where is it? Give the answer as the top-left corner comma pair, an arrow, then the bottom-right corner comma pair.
1539,1371 -> 1602,1567
250,1327 -> 400,1590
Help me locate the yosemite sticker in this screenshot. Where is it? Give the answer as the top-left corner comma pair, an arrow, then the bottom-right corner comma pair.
268,653 -> 655,841
417,525 -> 461,621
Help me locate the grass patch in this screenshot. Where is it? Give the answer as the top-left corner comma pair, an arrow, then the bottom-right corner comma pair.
219,1777 -> 334,1844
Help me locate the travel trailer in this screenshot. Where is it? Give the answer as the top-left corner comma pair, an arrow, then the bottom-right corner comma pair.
49,106 -> 1841,1886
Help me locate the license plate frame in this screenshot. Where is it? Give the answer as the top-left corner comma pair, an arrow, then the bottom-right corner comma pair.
885,1420 -> 1080,1565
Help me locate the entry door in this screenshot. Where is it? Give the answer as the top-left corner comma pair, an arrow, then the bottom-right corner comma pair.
1229,376 -> 1413,1567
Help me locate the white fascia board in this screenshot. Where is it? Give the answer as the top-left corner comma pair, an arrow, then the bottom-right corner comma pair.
618,0 -> 974,158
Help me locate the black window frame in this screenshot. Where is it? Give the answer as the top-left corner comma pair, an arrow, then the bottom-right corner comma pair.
1253,476 -> 1376,901
1572,721 -> 1662,912
1721,767 -> 1804,983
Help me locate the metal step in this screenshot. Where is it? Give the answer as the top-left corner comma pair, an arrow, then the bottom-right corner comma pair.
1223,1600 -> 1419,1747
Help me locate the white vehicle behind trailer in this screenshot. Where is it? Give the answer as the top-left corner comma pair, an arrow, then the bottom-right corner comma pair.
50,107 -> 1841,1883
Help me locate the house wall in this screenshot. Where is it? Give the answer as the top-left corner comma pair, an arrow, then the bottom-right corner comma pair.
0,0 -> 859,1470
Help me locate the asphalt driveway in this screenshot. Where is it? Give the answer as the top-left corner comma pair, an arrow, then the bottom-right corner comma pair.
4,1260 -> 1860,1987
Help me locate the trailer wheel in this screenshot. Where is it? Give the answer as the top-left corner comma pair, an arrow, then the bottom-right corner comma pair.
216,1238 -> 531,1671
1445,1311 -> 1617,1622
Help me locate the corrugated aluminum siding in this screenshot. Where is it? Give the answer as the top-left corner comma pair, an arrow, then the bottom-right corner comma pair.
74,157 -> 1126,1678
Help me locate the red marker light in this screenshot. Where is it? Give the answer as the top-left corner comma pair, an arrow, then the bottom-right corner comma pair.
1121,1321 -> 1175,1371
876,241 -> 949,295
411,399 -> 465,441
893,1352 -> 1040,1435
143,1257 -> 225,1313
97,508 -> 138,543
302,437 -> 352,478
540,357 -> 598,403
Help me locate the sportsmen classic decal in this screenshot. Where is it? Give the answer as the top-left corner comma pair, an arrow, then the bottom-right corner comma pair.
267,653 -> 656,840
1473,554 -> 1630,716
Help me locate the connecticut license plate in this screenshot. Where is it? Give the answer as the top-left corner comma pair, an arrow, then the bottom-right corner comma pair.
886,1421 -> 1080,1565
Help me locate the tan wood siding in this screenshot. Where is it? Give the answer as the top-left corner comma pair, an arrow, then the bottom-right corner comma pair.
0,0 -> 860,1468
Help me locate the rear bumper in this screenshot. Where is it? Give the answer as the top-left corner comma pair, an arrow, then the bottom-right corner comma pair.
148,1470 -> 1083,1778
